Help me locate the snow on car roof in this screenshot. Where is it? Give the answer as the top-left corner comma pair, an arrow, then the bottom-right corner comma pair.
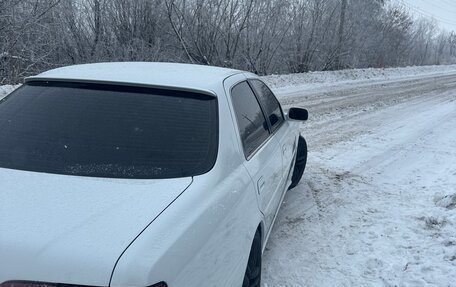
26,62 -> 244,93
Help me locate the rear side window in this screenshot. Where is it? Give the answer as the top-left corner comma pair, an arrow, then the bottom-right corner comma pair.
250,80 -> 284,132
231,81 -> 269,158
0,82 -> 218,179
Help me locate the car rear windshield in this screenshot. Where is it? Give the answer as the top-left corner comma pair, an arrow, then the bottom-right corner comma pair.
0,81 -> 218,179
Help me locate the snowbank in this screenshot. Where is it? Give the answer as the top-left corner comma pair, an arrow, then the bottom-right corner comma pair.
262,64 -> 456,95
0,85 -> 19,99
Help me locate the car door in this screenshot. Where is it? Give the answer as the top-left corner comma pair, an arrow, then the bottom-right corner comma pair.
249,79 -> 297,185
229,81 -> 284,234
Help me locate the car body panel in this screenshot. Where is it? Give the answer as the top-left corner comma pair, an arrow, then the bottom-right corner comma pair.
223,77 -> 285,234
223,74 -> 299,240
110,167 -> 260,287
0,167 -> 192,286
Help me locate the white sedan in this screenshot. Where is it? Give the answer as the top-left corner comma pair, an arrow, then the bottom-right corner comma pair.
0,63 -> 308,287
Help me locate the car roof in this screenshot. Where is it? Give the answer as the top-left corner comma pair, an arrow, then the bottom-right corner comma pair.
26,62 -> 246,94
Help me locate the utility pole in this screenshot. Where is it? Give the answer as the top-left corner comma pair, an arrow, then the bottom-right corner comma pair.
335,0 -> 348,70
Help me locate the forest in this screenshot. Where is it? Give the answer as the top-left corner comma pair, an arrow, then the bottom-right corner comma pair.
1,0 -> 456,84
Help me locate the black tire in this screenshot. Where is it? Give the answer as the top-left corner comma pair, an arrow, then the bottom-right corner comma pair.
242,230 -> 262,287
289,136 -> 307,190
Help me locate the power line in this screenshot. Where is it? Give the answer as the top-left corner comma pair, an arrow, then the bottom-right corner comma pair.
438,0 -> 456,10
398,0 -> 456,26
419,0 -> 456,11
400,0 -> 456,24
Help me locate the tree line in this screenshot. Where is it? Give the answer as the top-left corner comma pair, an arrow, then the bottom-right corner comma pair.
1,0 -> 455,84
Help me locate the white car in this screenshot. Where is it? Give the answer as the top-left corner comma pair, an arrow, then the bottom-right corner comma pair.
0,63 -> 308,287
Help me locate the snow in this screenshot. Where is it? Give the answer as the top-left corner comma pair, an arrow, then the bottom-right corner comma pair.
2,64 -> 456,285
263,64 -> 456,97
0,85 -> 19,99
263,67 -> 456,286
27,62 -> 242,93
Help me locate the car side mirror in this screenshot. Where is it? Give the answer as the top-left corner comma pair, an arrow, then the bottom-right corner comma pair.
288,108 -> 308,121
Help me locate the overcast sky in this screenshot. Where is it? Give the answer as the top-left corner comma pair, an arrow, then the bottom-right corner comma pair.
395,0 -> 456,33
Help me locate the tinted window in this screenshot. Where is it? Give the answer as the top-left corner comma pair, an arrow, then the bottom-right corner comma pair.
250,80 -> 284,131
231,82 -> 269,158
0,82 -> 218,179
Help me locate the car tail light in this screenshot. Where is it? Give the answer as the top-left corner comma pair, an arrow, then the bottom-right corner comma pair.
1,283 -> 59,287
1,282 -> 168,287
0,283 -> 94,287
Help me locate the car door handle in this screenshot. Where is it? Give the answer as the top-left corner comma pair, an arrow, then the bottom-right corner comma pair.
282,145 -> 288,155
257,177 -> 266,195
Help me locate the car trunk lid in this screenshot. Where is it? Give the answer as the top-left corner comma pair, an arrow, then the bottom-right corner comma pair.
0,167 -> 192,286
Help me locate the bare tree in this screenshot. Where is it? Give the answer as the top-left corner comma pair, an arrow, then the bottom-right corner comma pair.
1,0 -> 455,84
0,0 -> 61,83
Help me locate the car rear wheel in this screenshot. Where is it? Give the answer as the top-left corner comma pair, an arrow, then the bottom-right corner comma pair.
289,136 -> 307,190
242,230 -> 262,287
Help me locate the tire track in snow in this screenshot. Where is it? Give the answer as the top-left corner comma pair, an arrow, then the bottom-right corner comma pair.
262,72 -> 456,286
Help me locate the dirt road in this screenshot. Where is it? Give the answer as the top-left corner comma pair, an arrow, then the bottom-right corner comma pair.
263,73 -> 456,286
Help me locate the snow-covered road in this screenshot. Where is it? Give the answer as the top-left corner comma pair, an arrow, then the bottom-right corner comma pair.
263,72 -> 456,286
